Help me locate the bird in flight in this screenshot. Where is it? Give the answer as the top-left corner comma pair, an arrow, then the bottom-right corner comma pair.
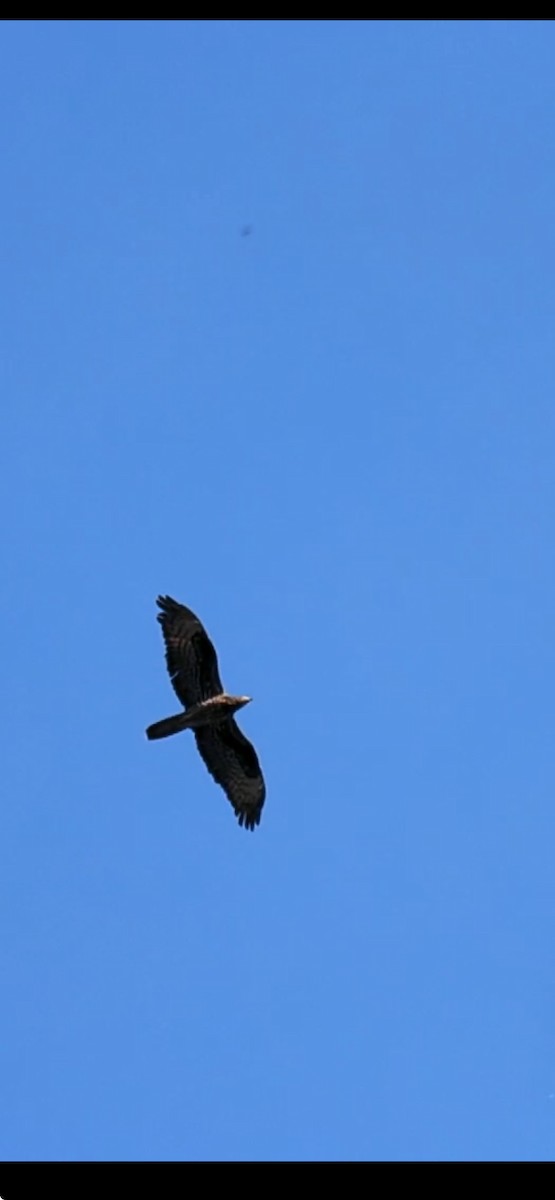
146,596 -> 265,831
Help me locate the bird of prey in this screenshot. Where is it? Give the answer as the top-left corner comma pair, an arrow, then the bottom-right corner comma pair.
146,596 -> 265,831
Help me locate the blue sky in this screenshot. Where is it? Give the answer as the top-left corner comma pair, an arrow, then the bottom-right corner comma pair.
1,19 -> 555,1162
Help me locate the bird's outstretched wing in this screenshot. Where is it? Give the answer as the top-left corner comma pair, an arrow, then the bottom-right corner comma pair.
156,595 -> 223,709
194,719 -> 266,831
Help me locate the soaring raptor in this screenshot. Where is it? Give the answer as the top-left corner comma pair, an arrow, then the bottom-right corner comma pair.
146,596 -> 265,830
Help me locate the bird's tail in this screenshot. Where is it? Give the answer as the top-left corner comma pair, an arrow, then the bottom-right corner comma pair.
145,712 -> 190,740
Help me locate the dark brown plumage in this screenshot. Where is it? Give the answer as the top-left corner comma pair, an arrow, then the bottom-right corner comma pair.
146,596 -> 265,831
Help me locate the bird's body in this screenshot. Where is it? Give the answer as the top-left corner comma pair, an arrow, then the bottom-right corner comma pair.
146,694 -> 250,738
146,596 -> 265,830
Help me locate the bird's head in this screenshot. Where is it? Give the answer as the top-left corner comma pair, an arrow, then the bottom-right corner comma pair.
223,696 -> 253,710
225,695 -> 252,713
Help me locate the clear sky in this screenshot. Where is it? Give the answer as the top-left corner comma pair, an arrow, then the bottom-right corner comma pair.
1,19 -> 555,1163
